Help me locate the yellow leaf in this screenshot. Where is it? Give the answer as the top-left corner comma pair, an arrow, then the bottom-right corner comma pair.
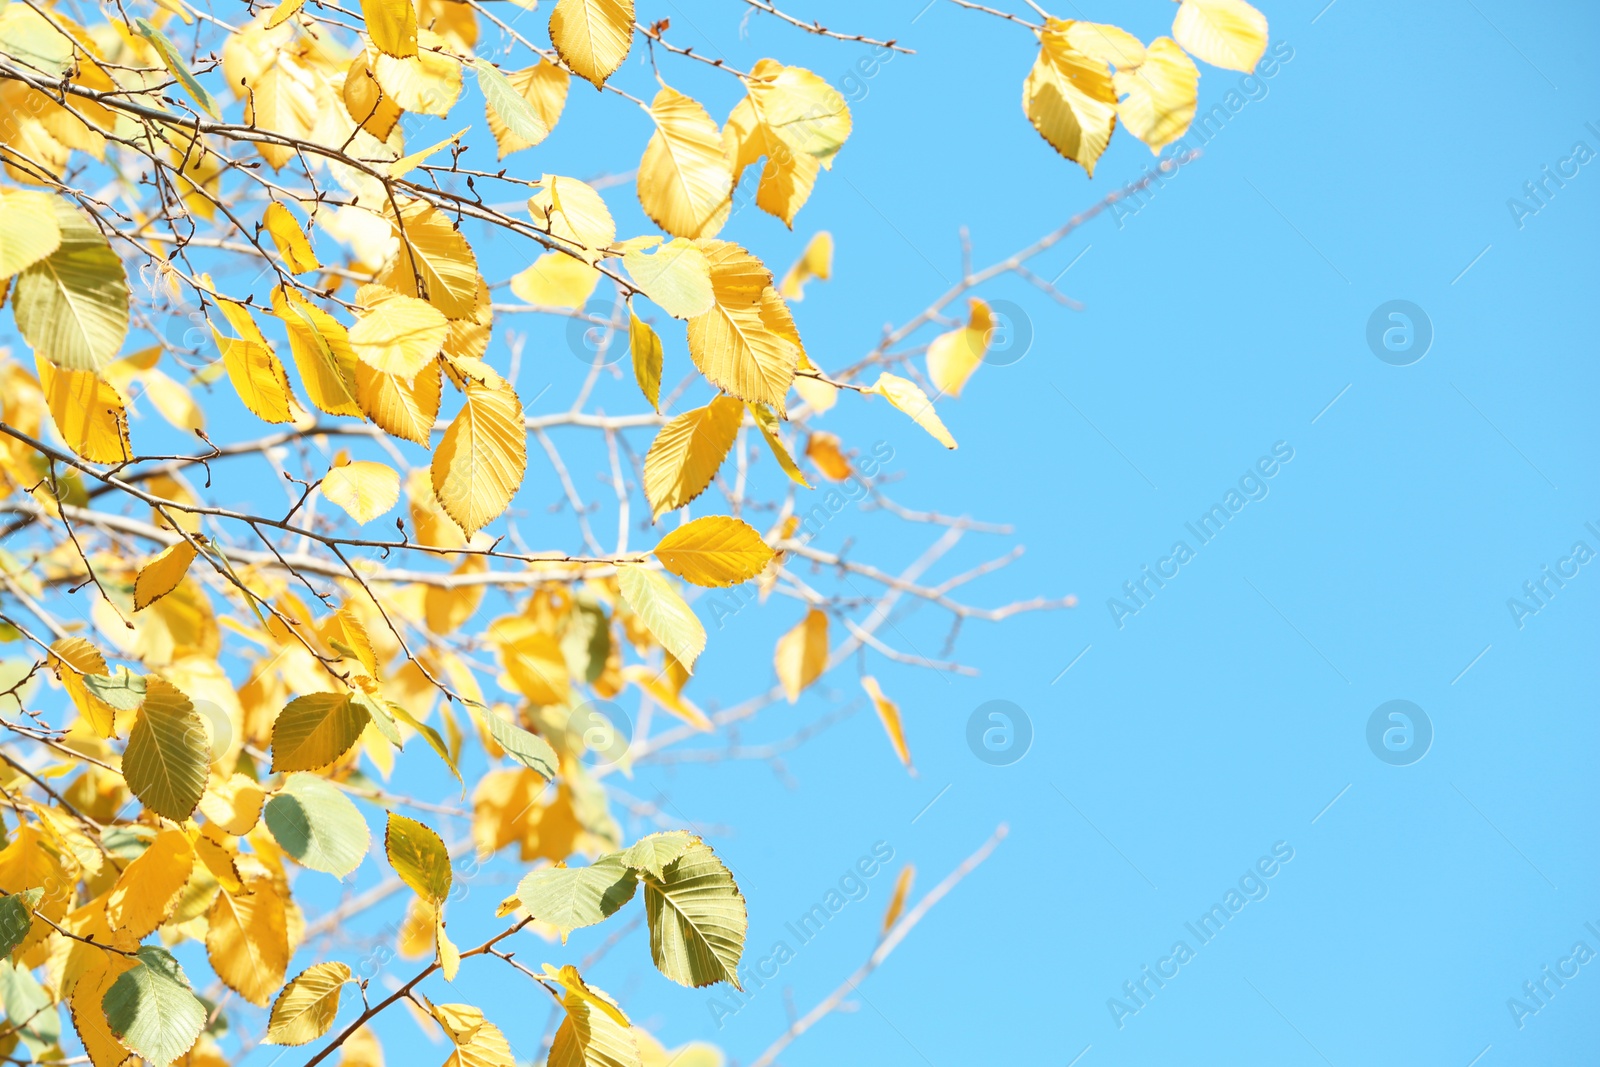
879,865 -> 914,936
263,201 -> 320,274
774,608 -> 827,703
623,664 -> 710,728
871,372 -> 956,449
341,1025 -> 384,1067
0,187 -> 60,279
621,237 -> 714,318
343,54 -> 402,141
1064,21 -> 1146,68
135,539 -> 199,611
686,242 -> 800,412
350,284 -> 449,376
723,94 -> 819,228
1023,18 -> 1118,176
36,356 -> 130,463
652,515 -> 775,589
107,828 -> 195,939
381,199 -> 481,320
642,395 -> 743,519
1172,0 -> 1267,72
793,352 -> 836,414
362,0 -> 418,57
1115,36 -> 1200,150
779,231 -> 831,300
272,286 -> 362,417
206,876 -> 290,1006
431,377 -> 527,537
485,61 -> 569,157
638,86 -> 733,239
492,618 -> 570,704
747,402 -> 810,489
385,812 -> 451,903
265,962 -> 351,1046
198,773 -> 266,835
510,252 -> 600,309
424,556 -> 486,634
323,460 -> 401,524
549,0 -> 633,88
265,0 -> 305,28
804,431 -> 851,481
386,126 -> 471,180
357,358 -> 442,446
861,675 -> 913,771
48,636 -> 117,738
548,965 -> 640,1067
373,30 -> 461,115
270,693 -> 370,772
745,61 -> 852,166
528,174 -> 615,261
140,368 -> 205,432
435,910 -> 460,981
924,298 -> 991,398
629,305 -> 662,412
213,299 -> 298,424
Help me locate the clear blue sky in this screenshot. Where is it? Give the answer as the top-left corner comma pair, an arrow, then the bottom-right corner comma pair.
23,1 -> 1596,1064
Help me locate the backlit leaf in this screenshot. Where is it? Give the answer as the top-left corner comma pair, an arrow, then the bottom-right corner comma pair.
652,516 -> 775,589
549,0 -> 633,88
778,231 -> 831,300
205,876 -> 290,1005
642,837 -> 746,989
861,675 -> 913,770
123,678 -> 209,820
271,693 -> 370,772
628,305 -> 662,412
14,197 -> 129,373
638,86 -> 733,240
484,61 -> 569,157
363,0 -> 418,57
263,201 -> 320,274
617,564 -> 705,672
431,377 -> 527,537
386,812 -> 452,903
622,237 -> 714,319
645,396 -> 741,516
1172,0 -> 1268,72
872,372 -> 957,449
1023,18 -> 1118,176
925,298 -> 991,398
323,459 -> 401,524
1115,36 -> 1200,150
265,962 -> 351,1046
134,540 -> 199,611
517,853 -> 636,939
775,609 -> 827,703
686,242 -> 799,412
0,188 -> 60,279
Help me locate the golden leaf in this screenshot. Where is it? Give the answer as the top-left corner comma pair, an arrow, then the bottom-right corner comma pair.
774,608 -> 827,703
431,377 -> 527,537
638,86 -> 733,240
134,540 -> 200,612
642,395 -> 743,519
323,459 -> 401,524
1023,18 -> 1118,176
652,515 -> 775,589
549,0 -> 634,88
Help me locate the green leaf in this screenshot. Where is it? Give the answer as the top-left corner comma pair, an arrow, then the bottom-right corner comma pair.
83,667 -> 146,711
352,688 -> 403,747
385,812 -> 451,904
0,890 -> 39,959
476,707 -> 558,780
561,599 -> 609,684
135,19 -> 222,119
270,693 -> 370,772
622,237 -> 714,319
629,304 -> 662,412
517,853 -> 637,940
474,58 -> 550,144
616,564 -> 705,673
264,773 -> 370,879
0,957 -> 57,1058
620,831 -> 691,881
13,198 -> 130,373
122,678 -> 209,821
101,946 -> 206,1067
642,836 -> 747,989
264,962 -> 350,1046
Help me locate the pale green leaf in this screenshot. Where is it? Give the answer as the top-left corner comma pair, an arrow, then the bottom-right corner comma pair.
264,773 -> 370,879
13,198 -> 129,373
123,678 -> 209,821
517,854 -> 637,940
102,947 -> 206,1067
642,836 -> 747,989
616,565 -> 705,673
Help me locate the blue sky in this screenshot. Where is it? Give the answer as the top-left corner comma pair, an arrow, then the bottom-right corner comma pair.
10,0 -> 1597,1064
